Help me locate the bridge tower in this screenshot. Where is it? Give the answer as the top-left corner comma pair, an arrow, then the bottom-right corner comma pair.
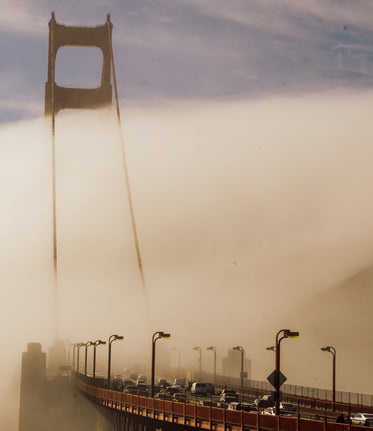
44,12 -> 114,340
19,343 -> 46,431
44,12 -> 147,342
45,12 -> 113,116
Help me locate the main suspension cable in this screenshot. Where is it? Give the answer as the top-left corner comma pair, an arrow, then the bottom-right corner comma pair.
108,19 -> 148,306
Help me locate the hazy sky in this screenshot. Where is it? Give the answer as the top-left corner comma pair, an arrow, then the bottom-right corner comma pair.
1,2 -> 373,429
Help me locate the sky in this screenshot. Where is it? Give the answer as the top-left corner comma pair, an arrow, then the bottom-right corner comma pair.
1,0 -> 373,122
0,1 -> 373,429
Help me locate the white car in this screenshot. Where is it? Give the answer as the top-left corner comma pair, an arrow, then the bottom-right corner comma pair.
351,413 -> 373,425
263,406 -> 296,417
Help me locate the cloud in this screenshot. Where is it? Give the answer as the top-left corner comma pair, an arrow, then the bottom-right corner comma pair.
0,90 -> 373,431
185,0 -> 373,33
1,0 -> 372,125
0,0 -> 45,35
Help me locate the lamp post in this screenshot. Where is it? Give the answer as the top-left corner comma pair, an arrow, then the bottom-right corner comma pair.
233,346 -> 244,391
84,341 -> 94,376
206,346 -> 216,384
321,345 -> 336,410
193,346 -> 202,381
93,339 -> 106,380
76,343 -> 84,374
72,343 -> 77,371
171,347 -> 181,377
274,329 -> 299,415
67,342 -> 73,365
151,331 -> 171,397
107,334 -> 124,388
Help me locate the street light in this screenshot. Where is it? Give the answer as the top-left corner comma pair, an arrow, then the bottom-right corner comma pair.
321,345 -> 336,410
84,341 -> 94,376
72,343 -> 77,371
151,331 -> 171,397
76,343 -> 84,374
171,347 -> 181,377
193,346 -> 202,381
67,342 -> 73,365
206,346 -> 216,384
233,346 -> 245,390
274,329 -> 299,415
93,339 -> 106,379
107,334 -> 124,388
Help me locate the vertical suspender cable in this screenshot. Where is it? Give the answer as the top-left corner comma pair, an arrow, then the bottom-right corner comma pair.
50,13 -> 59,340
107,17 -> 148,305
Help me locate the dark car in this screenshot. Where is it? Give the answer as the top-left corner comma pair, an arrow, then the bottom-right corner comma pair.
154,393 -> 173,401
123,384 -> 137,394
220,389 -> 238,402
137,383 -> 148,395
112,376 -> 123,391
228,402 -> 255,412
167,385 -> 183,395
157,378 -> 170,388
254,395 -> 275,409
173,393 -> 187,402
205,383 -> 215,395
280,402 -> 296,413
222,395 -> 240,404
199,400 -> 218,407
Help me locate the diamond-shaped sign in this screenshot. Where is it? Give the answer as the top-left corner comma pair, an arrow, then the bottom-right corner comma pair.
267,370 -> 287,388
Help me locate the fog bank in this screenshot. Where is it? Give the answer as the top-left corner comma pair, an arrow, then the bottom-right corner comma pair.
1,90 -> 373,428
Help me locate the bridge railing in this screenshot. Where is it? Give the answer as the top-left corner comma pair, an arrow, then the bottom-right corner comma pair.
74,376 -> 373,431
73,372 -> 373,415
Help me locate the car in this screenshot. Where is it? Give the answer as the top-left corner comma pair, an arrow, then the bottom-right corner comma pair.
123,384 -> 137,394
137,383 -> 148,394
205,383 -> 215,395
173,393 -> 187,402
228,402 -> 254,411
153,384 -> 161,394
220,389 -> 237,396
253,396 -> 274,408
173,378 -> 186,388
222,395 -> 239,404
136,379 -> 147,386
280,402 -> 296,412
199,400 -> 218,407
191,382 -> 210,396
263,406 -> 296,417
112,376 -> 124,391
157,378 -> 170,388
154,393 -> 173,401
351,413 -> 373,425
219,389 -> 238,402
167,385 -> 183,395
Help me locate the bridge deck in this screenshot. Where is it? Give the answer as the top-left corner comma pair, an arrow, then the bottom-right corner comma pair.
74,378 -> 373,431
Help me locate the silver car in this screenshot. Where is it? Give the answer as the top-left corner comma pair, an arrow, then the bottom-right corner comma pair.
351,413 -> 373,425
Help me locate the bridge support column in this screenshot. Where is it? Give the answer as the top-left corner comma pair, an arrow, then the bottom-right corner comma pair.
19,343 -> 47,431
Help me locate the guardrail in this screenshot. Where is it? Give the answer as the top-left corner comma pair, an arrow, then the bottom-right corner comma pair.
74,377 -> 373,431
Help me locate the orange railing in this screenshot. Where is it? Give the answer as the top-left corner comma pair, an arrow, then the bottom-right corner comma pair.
74,377 -> 373,431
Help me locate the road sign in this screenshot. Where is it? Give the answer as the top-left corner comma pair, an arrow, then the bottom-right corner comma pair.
240,371 -> 248,378
267,370 -> 287,388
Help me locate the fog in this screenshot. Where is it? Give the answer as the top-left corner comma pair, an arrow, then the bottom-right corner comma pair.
1,90 -> 373,429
